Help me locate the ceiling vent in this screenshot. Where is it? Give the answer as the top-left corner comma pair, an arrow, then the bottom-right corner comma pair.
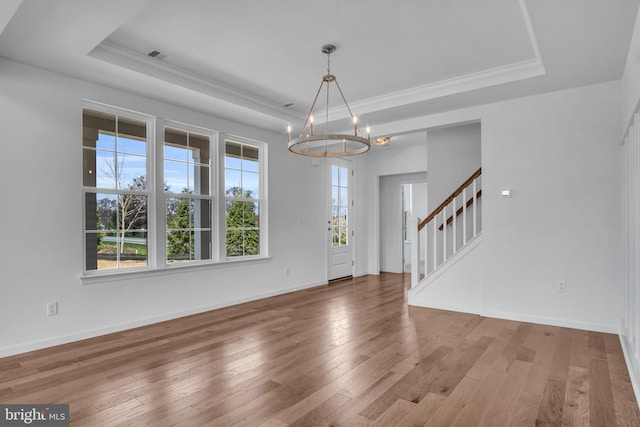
147,50 -> 167,60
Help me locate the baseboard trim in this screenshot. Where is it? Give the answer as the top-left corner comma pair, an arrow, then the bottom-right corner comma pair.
620,334 -> 640,409
0,280 -> 327,358
409,301 -> 617,334
479,308 -> 618,334
407,299 -> 481,316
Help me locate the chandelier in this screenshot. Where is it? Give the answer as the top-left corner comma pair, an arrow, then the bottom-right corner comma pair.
287,44 -> 371,157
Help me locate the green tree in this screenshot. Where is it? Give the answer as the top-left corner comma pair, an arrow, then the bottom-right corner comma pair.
167,189 -> 193,259
226,187 -> 259,256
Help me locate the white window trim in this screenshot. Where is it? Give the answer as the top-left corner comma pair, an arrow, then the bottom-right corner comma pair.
162,119 -> 219,268
220,133 -> 268,260
81,101 -> 156,276
80,103 -> 269,282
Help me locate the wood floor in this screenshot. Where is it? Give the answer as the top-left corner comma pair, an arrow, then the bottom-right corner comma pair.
1,273 -> 639,426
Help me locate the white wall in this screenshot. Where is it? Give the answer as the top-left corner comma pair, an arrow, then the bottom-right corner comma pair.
0,59 -> 328,356
481,81 -> 622,332
409,80 -> 623,333
426,123 -> 481,211
410,182 -> 428,227
357,140 -> 428,275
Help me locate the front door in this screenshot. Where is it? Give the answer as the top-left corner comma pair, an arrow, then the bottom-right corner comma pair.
327,159 -> 353,280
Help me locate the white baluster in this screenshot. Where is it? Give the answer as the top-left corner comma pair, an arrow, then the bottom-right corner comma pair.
452,195 -> 457,254
442,205 -> 447,262
424,221 -> 429,277
462,187 -> 467,245
472,179 -> 477,238
412,217 -> 420,286
432,219 -> 437,271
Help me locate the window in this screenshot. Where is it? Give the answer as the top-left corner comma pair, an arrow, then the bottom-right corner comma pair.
331,165 -> 348,246
224,140 -> 262,257
164,126 -> 213,263
83,109 -> 150,271
82,103 -> 267,276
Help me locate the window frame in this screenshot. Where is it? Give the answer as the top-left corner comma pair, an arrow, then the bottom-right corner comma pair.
220,135 -> 268,260
82,103 -> 156,276
331,164 -> 349,247
81,102 -> 268,281
163,121 -> 219,267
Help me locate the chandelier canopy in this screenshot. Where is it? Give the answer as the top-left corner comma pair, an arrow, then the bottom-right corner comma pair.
287,44 -> 371,157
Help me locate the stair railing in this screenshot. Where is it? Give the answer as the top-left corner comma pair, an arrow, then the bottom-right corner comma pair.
412,168 -> 482,286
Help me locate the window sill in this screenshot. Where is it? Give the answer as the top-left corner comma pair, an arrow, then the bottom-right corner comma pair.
80,256 -> 272,285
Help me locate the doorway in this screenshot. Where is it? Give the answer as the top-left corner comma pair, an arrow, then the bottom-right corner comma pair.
327,158 -> 353,281
379,173 -> 427,273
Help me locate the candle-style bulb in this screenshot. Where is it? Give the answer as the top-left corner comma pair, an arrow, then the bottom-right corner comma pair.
310,115 -> 314,135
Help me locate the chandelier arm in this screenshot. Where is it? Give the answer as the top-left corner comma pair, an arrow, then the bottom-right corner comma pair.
299,79 -> 326,139
325,74 -> 330,137
333,77 -> 360,134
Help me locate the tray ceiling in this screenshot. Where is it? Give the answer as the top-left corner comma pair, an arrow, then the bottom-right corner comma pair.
0,0 -> 637,135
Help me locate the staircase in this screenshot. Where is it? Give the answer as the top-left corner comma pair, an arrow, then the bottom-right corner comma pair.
410,168 -> 482,288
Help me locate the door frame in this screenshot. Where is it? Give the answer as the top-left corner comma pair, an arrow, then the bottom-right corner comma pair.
378,172 -> 427,274
326,158 -> 354,281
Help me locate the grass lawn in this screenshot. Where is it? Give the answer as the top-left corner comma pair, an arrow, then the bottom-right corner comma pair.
99,241 -> 147,256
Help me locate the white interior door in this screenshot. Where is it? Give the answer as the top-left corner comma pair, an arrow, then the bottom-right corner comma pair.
327,159 -> 353,280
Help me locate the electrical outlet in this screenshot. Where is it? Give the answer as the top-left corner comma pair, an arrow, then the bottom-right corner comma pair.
46,301 -> 58,316
284,267 -> 290,277
557,282 -> 566,293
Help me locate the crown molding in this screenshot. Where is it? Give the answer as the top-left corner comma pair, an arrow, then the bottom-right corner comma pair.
322,58 -> 545,123
89,0 -> 545,128
88,40 -> 299,123
318,0 -> 545,124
